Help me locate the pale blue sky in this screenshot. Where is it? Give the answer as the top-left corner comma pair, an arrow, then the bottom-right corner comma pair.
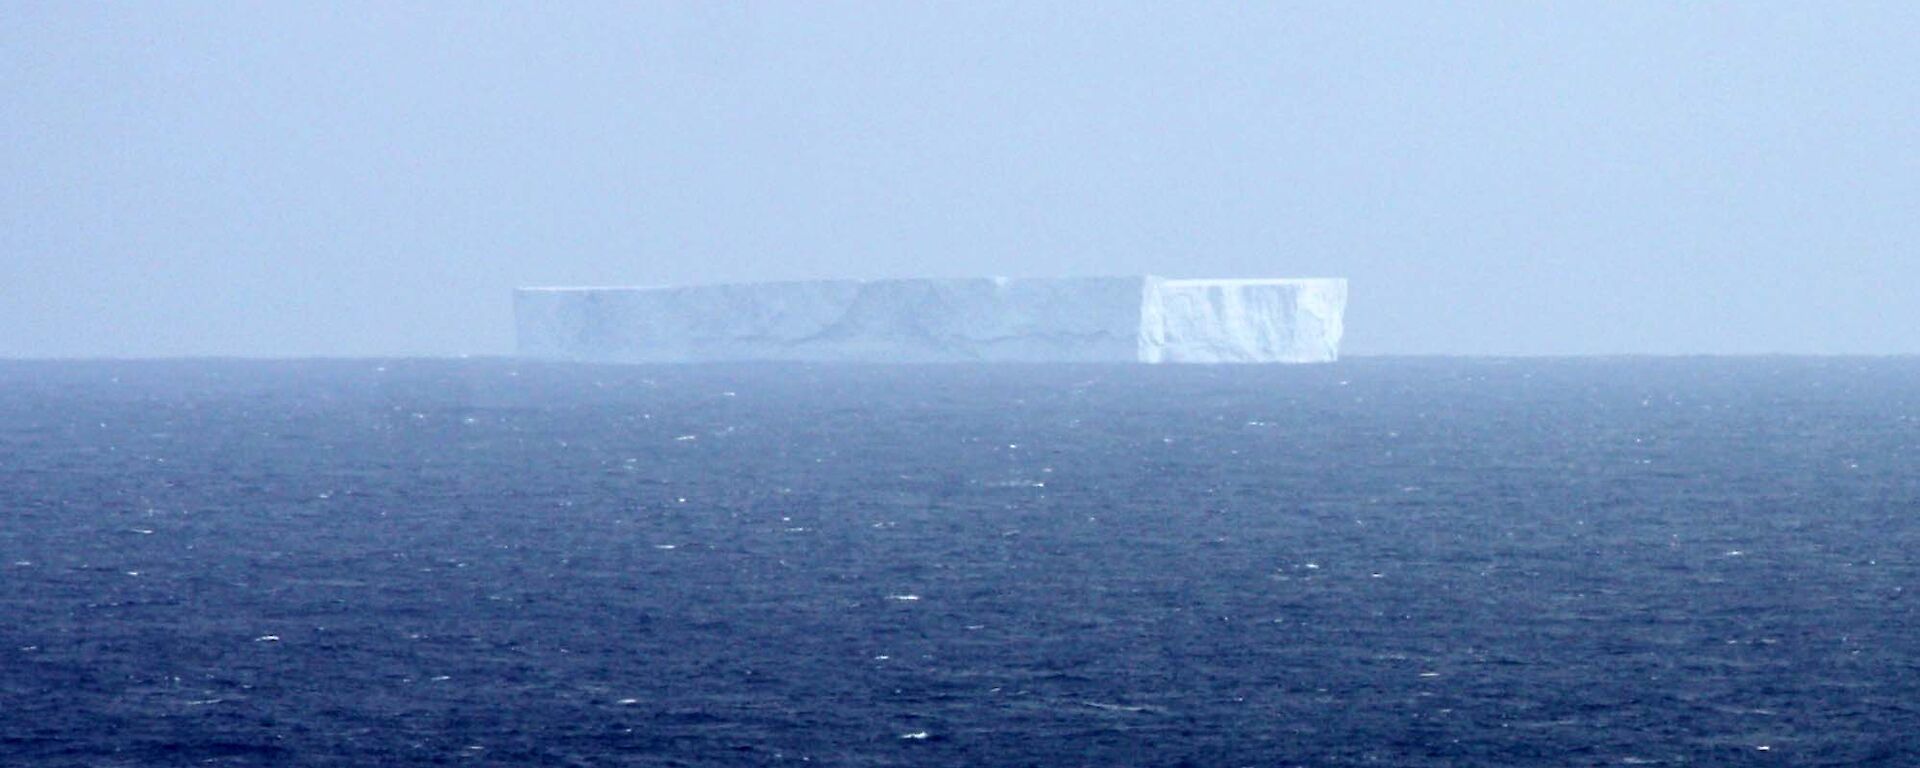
3,2 -> 1914,356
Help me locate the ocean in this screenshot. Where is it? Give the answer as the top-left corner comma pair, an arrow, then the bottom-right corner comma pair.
1,358 -> 1914,766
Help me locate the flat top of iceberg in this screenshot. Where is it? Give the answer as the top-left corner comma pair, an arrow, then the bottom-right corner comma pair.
518,276 -> 1042,292
1157,277 -> 1343,286
518,276 -> 1346,293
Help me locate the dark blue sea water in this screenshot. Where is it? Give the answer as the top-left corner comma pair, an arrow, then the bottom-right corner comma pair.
1,359 -> 1915,766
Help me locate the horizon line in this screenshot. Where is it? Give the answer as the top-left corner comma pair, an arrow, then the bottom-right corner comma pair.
1,353 -> 1916,364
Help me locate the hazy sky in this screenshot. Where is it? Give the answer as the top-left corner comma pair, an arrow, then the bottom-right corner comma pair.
3,2 -> 1914,357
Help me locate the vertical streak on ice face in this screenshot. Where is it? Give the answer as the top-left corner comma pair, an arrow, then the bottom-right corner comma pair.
1298,279 -> 1347,362
1136,276 -> 1166,364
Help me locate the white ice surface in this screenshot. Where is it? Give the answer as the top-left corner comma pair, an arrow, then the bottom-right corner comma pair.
1139,278 -> 1347,363
515,276 -> 1344,364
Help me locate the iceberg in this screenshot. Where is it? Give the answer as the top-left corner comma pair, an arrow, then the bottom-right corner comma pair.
514,276 -> 1345,364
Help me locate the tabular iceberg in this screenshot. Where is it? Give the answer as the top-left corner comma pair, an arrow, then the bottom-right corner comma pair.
515,276 -> 1345,364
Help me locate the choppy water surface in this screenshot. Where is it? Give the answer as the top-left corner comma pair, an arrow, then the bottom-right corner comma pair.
1,359 -> 1915,766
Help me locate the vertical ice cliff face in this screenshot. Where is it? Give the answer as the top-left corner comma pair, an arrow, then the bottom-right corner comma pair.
1138,278 -> 1346,363
515,277 -> 1146,363
516,276 -> 1345,363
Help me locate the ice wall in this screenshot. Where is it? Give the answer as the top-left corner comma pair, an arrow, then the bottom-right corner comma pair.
516,276 -> 1344,363
1140,278 -> 1347,363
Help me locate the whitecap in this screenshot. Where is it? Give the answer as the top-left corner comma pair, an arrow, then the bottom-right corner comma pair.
1081,701 -> 1164,714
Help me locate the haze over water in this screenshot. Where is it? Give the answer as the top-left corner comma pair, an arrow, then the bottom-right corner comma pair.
4,3 -> 1916,357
